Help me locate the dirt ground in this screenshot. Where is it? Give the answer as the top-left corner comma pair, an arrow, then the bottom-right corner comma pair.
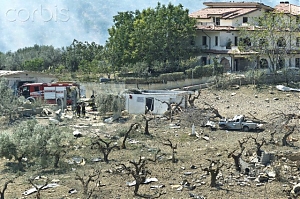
2,83 -> 300,199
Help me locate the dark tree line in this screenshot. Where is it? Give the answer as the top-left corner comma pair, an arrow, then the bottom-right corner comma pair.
0,2 -> 198,77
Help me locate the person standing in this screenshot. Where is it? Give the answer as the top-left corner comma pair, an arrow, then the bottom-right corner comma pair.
81,103 -> 86,117
76,103 -> 81,117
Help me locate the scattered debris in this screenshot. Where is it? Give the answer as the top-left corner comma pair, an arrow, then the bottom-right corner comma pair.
91,157 -> 102,162
189,193 -> 206,199
202,136 -> 210,141
170,123 -> 180,129
68,157 -> 86,165
291,183 -> 300,196
68,188 -> 78,194
276,85 -> 300,92
204,120 -> 216,130
126,177 -> 158,186
23,183 -> 60,196
73,130 -> 83,138
183,172 -> 193,176
104,117 -> 115,123
49,118 -> 60,124
150,184 -> 165,189
128,139 -> 139,144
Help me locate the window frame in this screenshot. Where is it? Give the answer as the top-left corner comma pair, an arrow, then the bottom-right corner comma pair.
202,36 -> 207,46
215,36 -> 218,46
296,37 -> 300,47
296,58 -> 300,68
213,17 -> 220,26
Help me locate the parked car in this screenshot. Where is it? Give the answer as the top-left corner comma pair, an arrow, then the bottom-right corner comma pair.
218,115 -> 263,132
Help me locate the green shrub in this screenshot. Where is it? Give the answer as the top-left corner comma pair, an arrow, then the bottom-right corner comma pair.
124,77 -> 163,84
158,72 -> 185,81
118,72 -> 137,78
202,65 -> 214,77
186,64 -> 223,78
193,65 -> 204,78
215,65 -> 224,75
185,68 -> 193,78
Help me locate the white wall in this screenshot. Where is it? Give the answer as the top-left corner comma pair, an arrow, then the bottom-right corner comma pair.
125,93 -> 171,115
5,73 -> 56,87
195,30 -> 239,50
219,31 -> 238,48
232,9 -> 266,26
125,94 -> 147,114
221,19 -> 233,26
3,72 -> 57,94
125,92 -> 188,115
153,96 -> 170,115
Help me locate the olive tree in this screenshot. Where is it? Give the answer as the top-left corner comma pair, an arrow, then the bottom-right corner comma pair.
75,167 -> 101,198
95,94 -> 124,118
31,124 -> 73,168
0,120 -> 37,171
0,120 -> 73,170
0,78 -> 22,123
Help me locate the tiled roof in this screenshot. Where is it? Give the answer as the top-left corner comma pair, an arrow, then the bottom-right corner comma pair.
274,3 -> 300,15
0,70 -> 56,77
190,2 -> 274,19
195,25 -> 238,31
0,70 -> 24,77
203,2 -> 273,9
190,7 -> 258,19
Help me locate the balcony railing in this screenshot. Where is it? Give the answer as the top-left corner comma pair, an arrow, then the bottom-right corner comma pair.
197,22 -> 216,26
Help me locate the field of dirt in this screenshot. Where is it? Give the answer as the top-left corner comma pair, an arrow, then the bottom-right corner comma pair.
2,83 -> 300,199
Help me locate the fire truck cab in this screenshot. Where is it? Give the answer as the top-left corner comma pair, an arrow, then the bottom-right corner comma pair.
19,82 -> 80,105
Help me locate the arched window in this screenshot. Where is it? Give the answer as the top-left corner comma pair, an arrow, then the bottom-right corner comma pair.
260,59 -> 268,69
277,37 -> 286,47
220,57 -> 230,72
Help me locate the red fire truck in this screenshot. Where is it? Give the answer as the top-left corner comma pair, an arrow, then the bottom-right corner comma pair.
19,82 -> 80,105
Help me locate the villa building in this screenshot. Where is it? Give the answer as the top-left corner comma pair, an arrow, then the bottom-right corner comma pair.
189,1 -> 300,72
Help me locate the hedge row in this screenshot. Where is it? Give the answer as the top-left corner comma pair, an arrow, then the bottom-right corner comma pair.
124,77 -> 164,84
186,65 -> 224,78
122,65 -> 224,84
158,72 -> 185,81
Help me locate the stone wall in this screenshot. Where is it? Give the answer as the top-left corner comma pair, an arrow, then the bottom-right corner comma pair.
80,73 -> 300,97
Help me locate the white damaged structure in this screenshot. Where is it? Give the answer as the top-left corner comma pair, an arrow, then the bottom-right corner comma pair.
124,89 -> 190,115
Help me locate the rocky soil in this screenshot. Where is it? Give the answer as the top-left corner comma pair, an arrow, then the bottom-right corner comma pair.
2,83 -> 300,199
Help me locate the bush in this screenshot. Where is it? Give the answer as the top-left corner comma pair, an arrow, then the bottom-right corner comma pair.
190,65 -> 206,78
202,65 -> 214,77
124,77 -> 163,84
118,72 -> 138,78
215,65 -> 224,75
185,65 -> 224,78
158,72 -> 185,81
185,68 -> 193,78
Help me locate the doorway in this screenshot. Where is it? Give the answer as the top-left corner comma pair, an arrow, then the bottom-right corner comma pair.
146,97 -> 154,112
